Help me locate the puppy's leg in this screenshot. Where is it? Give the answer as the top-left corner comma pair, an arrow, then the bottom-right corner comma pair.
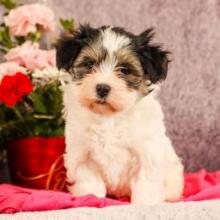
164,160 -> 184,201
131,170 -> 165,205
67,163 -> 106,198
64,137 -> 106,198
163,137 -> 184,201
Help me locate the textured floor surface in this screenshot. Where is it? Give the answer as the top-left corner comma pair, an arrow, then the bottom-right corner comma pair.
1,0 -> 220,171
1,201 -> 220,220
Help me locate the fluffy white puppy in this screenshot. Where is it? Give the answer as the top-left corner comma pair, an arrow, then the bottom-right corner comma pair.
57,25 -> 184,204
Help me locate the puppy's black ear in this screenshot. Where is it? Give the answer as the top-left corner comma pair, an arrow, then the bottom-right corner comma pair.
56,24 -> 99,70
135,28 -> 169,83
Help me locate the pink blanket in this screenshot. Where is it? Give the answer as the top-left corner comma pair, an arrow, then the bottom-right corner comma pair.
1,170 -> 220,214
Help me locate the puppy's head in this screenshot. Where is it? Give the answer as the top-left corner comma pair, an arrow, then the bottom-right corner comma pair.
57,25 -> 169,115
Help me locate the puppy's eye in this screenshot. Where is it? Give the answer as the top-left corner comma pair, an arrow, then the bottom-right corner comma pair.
119,66 -> 130,75
84,59 -> 95,69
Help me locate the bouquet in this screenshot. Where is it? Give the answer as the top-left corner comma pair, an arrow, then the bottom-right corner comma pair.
0,0 -> 74,152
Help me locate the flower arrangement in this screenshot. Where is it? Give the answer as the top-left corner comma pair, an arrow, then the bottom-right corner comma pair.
0,0 -> 74,151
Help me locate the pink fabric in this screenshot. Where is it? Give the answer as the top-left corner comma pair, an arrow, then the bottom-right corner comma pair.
183,169 -> 220,201
1,170 -> 220,214
0,184 -> 128,214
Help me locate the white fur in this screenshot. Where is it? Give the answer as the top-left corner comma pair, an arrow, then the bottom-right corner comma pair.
99,57 -> 117,76
101,27 -> 130,55
100,28 -> 130,76
63,82 -> 184,204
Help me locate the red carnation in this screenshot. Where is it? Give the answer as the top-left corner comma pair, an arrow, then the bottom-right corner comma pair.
0,72 -> 33,107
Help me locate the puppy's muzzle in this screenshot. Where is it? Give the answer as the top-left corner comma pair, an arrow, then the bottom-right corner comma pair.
96,84 -> 111,99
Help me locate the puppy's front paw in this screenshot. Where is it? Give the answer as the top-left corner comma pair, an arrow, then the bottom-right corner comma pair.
165,162 -> 184,201
68,181 -> 106,198
165,180 -> 183,202
131,179 -> 165,205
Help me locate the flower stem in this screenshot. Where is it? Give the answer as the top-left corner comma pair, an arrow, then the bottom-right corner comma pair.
13,106 -> 33,136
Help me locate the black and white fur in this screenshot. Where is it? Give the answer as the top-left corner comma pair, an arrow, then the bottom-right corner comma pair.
57,25 -> 184,204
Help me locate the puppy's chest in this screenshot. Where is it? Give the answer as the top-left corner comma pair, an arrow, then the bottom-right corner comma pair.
85,120 -> 133,184
86,120 -> 129,159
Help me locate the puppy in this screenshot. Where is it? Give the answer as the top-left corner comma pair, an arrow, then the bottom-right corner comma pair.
57,25 -> 184,204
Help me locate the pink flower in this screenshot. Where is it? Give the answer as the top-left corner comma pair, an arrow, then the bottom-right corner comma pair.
4,4 -> 55,36
0,61 -> 27,82
5,41 -> 56,71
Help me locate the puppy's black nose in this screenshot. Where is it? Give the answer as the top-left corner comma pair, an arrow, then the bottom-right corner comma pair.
96,84 -> 111,98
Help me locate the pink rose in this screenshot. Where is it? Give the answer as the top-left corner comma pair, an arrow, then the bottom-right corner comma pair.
5,41 -> 56,71
4,4 -> 55,36
0,61 -> 27,82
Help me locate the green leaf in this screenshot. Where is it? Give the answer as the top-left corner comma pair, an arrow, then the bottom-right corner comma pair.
28,31 -> 41,42
15,31 -> 41,45
29,90 -> 48,114
0,0 -> 18,9
29,82 -> 63,116
0,26 -> 14,49
59,18 -> 74,32
46,84 -> 63,114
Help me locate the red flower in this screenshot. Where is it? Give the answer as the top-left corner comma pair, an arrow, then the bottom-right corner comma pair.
0,72 -> 33,107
